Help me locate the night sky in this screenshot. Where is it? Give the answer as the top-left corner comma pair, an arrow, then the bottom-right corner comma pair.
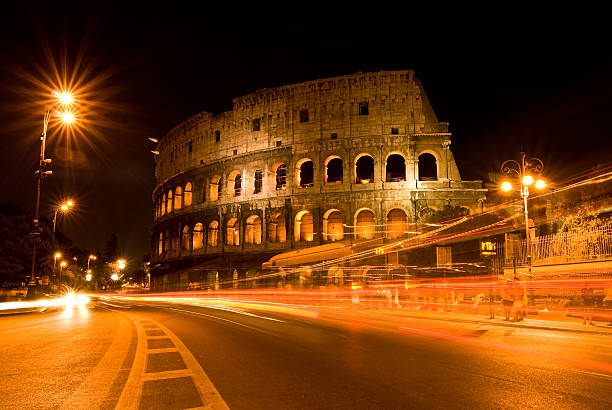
1,4 -> 611,262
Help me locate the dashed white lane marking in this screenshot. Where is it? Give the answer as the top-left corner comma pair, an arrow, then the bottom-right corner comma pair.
115,315 -> 228,409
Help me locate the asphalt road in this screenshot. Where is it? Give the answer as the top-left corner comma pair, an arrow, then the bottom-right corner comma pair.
1,299 -> 611,409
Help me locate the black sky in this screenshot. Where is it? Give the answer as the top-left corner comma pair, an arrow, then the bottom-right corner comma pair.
1,4 -> 611,262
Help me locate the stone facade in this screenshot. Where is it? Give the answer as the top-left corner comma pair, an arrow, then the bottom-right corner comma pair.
150,70 -> 486,290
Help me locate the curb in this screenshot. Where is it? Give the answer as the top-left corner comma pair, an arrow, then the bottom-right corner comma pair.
382,310 -> 612,336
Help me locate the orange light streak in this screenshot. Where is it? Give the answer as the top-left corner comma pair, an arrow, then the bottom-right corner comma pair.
399,325 -> 612,375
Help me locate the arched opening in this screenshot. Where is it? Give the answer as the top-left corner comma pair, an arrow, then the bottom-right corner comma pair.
193,223 -> 204,250
164,229 -> 171,254
295,211 -> 314,242
174,186 -> 182,210
386,154 -> 406,182
323,209 -> 344,241
274,163 -> 287,190
171,228 -> 179,253
228,170 -> 242,197
268,213 -> 286,243
253,170 -> 263,194
245,215 -> 262,244
157,232 -> 163,255
226,218 -> 240,246
181,225 -> 190,251
296,158 -> 314,188
325,156 -> 343,183
207,221 -> 219,246
386,208 -> 408,239
355,209 -> 376,239
161,194 -> 166,216
418,153 -> 438,181
209,175 -> 222,201
184,182 -> 193,206
167,190 -> 173,213
355,154 -> 374,184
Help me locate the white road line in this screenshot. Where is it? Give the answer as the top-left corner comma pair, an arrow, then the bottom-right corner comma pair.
168,302 -> 285,322
100,301 -> 131,309
115,314 -> 228,409
166,307 -> 277,335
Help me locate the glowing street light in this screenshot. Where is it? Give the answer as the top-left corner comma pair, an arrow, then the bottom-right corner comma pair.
500,153 -> 548,276
111,273 -> 119,281
85,270 -> 92,281
522,175 -> 534,186
28,90 -> 78,296
59,260 -> 67,284
59,111 -> 74,124
87,255 -> 97,270
53,252 -> 62,281
535,179 -> 547,190
52,199 -> 74,241
57,92 -> 73,105
500,181 -> 513,192
117,259 -> 126,270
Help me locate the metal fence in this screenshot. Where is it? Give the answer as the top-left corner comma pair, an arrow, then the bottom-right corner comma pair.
505,226 -> 612,267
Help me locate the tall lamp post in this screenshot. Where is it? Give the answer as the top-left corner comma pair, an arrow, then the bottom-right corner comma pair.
28,91 -> 75,297
500,153 -> 547,277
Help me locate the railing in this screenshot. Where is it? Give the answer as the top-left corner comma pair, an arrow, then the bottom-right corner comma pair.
505,226 -> 612,267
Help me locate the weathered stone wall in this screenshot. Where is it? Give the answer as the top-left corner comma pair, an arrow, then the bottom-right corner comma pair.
150,71 -> 486,272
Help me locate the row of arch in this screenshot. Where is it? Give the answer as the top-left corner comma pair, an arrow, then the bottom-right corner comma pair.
155,152 -> 440,219
156,182 -> 193,218
156,207 -> 417,256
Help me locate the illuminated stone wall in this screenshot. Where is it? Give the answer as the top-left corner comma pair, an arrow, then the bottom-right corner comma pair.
150,71 -> 486,280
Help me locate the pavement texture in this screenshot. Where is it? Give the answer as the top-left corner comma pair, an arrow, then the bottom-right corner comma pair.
1,298 -> 611,409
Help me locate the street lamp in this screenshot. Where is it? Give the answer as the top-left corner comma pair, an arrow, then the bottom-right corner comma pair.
52,200 -> 74,241
86,270 -> 92,282
59,260 -> 67,284
500,152 -> 547,277
87,255 -> 97,270
53,252 -> 62,282
28,90 -> 76,297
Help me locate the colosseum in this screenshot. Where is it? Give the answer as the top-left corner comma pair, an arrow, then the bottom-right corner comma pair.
150,70 -> 487,291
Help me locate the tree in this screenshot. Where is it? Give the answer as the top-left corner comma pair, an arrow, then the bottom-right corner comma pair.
420,205 -> 470,224
0,203 -> 54,284
560,207 -> 612,233
103,233 -> 118,263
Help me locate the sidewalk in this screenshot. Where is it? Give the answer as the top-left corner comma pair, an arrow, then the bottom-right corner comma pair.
372,304 -> 612,336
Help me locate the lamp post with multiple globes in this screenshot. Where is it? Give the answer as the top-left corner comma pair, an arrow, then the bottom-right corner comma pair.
87,254 -> 97,270
500,153 -> 547,277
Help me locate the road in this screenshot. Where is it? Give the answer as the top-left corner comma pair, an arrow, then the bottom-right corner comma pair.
1,298 -> 611,409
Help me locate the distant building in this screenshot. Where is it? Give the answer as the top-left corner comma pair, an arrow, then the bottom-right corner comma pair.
149,70 -> 486,291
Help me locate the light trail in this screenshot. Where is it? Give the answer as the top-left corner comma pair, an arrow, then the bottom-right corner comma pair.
0,291 -> 90,312
398,325 -> 612,375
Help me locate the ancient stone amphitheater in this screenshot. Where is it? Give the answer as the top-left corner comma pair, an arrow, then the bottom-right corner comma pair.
149,70 -> 486,290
